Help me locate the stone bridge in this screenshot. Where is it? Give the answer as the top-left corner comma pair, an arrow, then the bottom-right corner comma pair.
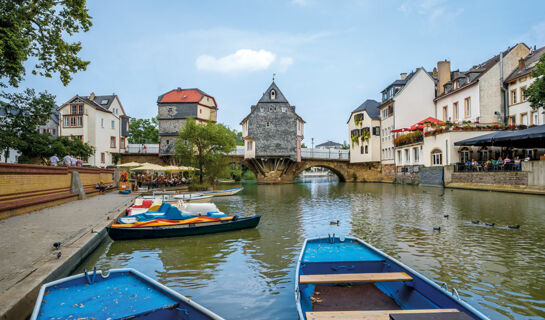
228,155 -> 387,184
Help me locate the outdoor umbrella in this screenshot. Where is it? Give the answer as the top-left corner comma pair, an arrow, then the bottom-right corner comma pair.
131,163 -> 166,171
492,124 -> 545,148
454,130 -> 515,146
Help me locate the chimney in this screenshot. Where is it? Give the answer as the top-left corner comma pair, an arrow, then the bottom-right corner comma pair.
177,87 -> 182,91
400,73 -> 407,80
518,58 -> 525,71
433,67 -> 438,78
89,92 -> 95,100
437,60 -> 451,96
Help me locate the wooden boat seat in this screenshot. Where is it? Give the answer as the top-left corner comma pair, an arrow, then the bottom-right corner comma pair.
305,309 -> 459,320
300,272 -> 413,284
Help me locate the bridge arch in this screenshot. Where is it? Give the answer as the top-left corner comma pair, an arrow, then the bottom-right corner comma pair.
294,162 -> 347,182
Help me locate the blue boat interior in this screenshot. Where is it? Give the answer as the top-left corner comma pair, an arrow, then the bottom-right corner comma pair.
298,237 -> 482,319
36,270 -> 214,320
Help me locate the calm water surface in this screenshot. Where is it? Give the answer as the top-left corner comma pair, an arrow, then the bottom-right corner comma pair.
78,178 -> 545,319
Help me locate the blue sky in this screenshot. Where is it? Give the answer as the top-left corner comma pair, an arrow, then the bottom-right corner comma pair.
19,0 -> 545,146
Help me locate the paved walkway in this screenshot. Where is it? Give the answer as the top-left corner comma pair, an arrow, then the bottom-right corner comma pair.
446,182 -> 545,195
0,192 -> 136,319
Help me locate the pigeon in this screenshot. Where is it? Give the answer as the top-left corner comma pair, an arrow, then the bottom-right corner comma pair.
57,252 -> 62,259
53,242 -> 62,250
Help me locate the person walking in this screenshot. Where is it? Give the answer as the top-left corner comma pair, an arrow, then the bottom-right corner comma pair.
70,155 -> 77,166
49,154 -> 59,166
63,154 -> 72,166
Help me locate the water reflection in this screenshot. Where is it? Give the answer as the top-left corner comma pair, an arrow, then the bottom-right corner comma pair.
78,180 -> 545,320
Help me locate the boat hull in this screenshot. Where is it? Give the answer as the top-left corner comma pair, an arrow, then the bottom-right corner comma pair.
108,215 -> 261,241
295,236 -> 489,320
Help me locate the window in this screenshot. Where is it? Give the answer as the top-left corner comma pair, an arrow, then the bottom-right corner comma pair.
460,147 -> 470,163
442,106 -> 448,121
464,97 -> 471,118
532,111 -> 539,125
521,113 -> 528,125
70,104 -> 83,115
270,89 -> 276,100
365,145 -> 368,154
413,147 -> 419,162
63,115 -> 82,127
282,107 -> 286,112
101,153 -> 105,164
397,150 -> 402,163
166,139 -> 169,145
101,118 -> 104,128
373,126 -> 380,136
521,86 -> 527,101
52,128 -> 56,135
404,149 -> 410,164
200,109 -> 202,114
432,149 -> 442,166
509,116 -> 516,125
110,136 -> 116,148
120,137 -> 125,149
453,102 -> 459,121
480,148 -> 488,161
266,121 -> 271,128
360,145 -> 364,154
101,99 -> 108,105
381,108 -> 388,119
111,120 -> 115,129
511,89 -> 517,105
247,140 -> 253,150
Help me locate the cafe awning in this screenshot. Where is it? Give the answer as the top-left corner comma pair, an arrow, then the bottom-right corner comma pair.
493,124 -> 545,148
453,131 -> 515,146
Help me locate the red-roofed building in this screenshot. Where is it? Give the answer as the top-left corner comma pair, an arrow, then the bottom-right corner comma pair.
157,87 -> 218,156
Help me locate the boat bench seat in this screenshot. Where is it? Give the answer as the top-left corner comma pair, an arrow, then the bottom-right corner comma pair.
305,309 -> 459,320
300,272 -> 413,284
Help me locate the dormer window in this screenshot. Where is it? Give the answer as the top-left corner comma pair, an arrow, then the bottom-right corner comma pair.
270,89 -> 276,100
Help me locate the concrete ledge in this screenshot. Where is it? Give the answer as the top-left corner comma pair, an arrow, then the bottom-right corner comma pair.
0,195 -> 135,320
445,182 -> 545,195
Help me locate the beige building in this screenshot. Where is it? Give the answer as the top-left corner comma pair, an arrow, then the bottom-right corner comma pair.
58,93 -> 130,166
347,99 -> 381,163
504,46 -> 545,126
435,43 -> 531,124
378,68 -> 437,174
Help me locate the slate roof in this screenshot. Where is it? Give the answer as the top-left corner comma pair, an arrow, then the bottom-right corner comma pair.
351,99 -> 380,120
78,95 -> 113,113
316,140 -> 342,148
157,88 -> 214,104
504,45 -> 545,83
258,81 -> 289,103
380,71 -> 416,94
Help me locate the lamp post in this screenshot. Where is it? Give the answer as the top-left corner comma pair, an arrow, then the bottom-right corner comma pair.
311,138 -> 314,158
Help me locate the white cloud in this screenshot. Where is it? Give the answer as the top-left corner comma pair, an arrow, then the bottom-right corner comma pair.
196,49 -> 276,73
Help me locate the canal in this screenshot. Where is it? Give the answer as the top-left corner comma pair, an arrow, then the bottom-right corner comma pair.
78,178 -> 545,319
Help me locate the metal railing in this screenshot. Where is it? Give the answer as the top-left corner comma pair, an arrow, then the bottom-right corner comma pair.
301,148 -> 349,160
126,144 -> 159,154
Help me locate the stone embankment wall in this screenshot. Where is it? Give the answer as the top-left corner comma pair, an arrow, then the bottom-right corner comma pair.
395,166 -> 444,186
0,163 -> 114,219
450,171 -> 528,186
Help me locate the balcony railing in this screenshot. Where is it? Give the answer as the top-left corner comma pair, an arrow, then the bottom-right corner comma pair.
394,132 -> 423,147
301,148 -> 349,160
126,144 -> 159,154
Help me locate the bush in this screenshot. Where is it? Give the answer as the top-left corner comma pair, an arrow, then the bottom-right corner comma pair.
188,183 -> 213,191
242,170 -> 256,181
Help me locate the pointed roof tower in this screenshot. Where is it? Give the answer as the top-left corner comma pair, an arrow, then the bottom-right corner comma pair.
258,81 -> 289,103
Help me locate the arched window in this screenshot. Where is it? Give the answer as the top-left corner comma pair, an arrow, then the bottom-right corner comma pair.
270,89 -> 276,100
460,147 -> 470,163
431,149 -> 442,166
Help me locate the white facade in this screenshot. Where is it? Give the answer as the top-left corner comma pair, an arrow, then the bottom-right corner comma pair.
58,94 -> 129,166
507,75 -> 544,126
435,83 -> 480,123
396,143 -> 423,167
348,110 -> 380,163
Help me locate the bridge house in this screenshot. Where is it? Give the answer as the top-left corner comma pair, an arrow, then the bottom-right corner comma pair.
240,81 -> 305,178
157,87 -> 218,156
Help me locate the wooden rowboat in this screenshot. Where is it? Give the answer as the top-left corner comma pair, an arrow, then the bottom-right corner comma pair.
31,268 -> 223,319
107,215 -> 261,241
295,236 -> 489,320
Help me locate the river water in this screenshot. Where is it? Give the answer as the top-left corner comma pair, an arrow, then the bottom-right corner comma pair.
78,178 -> 545,319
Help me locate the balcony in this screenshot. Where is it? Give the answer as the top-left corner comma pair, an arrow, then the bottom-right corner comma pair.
394,131 -> 423,147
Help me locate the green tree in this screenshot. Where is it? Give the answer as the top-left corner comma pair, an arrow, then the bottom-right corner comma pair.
0,0 -> 92,87
0,89 -> 54,161
17,134 -> 94,164
128,117 -> 159,144
233,130 -> 244,146
525,54 -> 545,111
341,141 -> 350,150
174,118 -> 236,183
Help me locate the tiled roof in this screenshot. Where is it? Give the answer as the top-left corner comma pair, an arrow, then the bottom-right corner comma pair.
351,99 -> 380,120
157,88 -> 211,103
258,81 -> 289,103
316,140 -> 342,148
381,71 -> 416,93
504,45 -> 545,83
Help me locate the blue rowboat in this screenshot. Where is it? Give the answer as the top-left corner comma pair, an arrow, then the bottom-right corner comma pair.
295,236 -> 489,320
31,268 -> 223,320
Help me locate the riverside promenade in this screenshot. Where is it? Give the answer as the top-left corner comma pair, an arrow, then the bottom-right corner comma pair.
0,192 -> 136,320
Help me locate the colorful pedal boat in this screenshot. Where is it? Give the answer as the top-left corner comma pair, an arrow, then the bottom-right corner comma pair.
295,236 -> 490,320
118,202 -> 228,224
107,215 -> 261,241
31,268 -> 223,320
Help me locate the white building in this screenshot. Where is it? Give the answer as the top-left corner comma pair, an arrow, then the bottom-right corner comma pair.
378,68 -> 437,175
58,93 -> 130,166
347,99 -> 381,163
434,43 -> 530,124
504,45 -> 545,126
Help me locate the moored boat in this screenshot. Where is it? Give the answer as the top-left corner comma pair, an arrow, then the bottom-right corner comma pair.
201,187 -> 244,197
31,268 -> 223,320
295,236 -> 489,320
107,215 -> 261,241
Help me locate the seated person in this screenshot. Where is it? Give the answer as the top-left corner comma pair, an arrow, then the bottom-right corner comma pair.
514,156 -> 521,169
503,157 -> 511,164
95,181 -> 107,193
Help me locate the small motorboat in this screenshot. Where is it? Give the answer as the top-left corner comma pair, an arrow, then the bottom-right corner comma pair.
201,187 -> 244,197
31,268 -> 223,319
107,215 -> 261,241
295,236 -> 489,320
